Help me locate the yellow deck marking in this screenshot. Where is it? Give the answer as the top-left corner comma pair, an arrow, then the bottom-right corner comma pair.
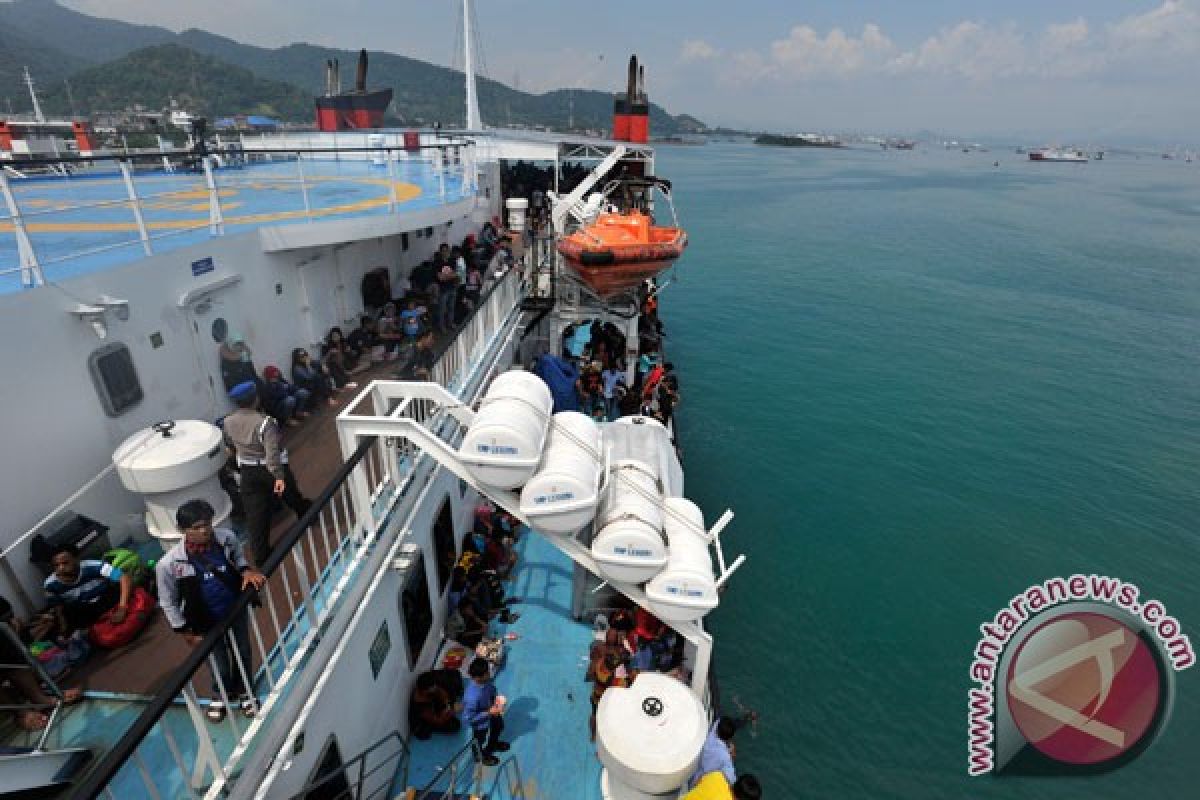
0,177 -> 421,233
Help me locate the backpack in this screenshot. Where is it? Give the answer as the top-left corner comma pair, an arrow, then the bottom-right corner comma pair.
89,587 -> 156,649
104,548 -> 152,588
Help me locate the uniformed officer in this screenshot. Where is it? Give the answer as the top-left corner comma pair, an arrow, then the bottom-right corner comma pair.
222,381 -> 311,567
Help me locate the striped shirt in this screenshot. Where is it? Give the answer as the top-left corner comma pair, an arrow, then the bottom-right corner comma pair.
44,560 -> 122,608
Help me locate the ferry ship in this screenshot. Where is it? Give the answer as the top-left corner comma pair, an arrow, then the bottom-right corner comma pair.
0,3 -> 745,798
1028,147 -> 1088,162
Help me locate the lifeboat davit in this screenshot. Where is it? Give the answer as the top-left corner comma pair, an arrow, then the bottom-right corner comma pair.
557,210 -> 687,299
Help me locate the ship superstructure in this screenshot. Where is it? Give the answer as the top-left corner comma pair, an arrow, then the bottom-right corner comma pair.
0,4 -> 742,798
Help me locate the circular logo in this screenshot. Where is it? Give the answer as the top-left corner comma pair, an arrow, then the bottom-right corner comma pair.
1006,611 -> 1163,766
642,696 -> 664,717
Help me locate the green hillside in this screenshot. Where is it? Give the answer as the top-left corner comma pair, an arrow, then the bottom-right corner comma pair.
0,27 -> 89,109
0,0 -> 174,63
0,0 -> 705,132
175,30 -> 702,132
36,44 -> 314,121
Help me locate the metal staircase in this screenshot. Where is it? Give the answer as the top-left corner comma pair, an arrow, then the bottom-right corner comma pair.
0,623 -> 91,793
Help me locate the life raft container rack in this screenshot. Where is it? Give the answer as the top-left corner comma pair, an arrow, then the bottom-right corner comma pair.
334,378 -> 746,698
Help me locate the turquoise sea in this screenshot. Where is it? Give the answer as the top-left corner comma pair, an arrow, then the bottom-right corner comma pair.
660,143 -> 1200,799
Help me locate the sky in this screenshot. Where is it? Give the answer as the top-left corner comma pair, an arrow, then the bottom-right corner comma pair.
58,0 -> 1200,142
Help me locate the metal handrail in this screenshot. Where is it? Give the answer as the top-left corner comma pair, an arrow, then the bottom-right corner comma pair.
68,267 -> 522,799
483,755 -> 528,800
2,138 -> 479,286
68,435 -> 376,799
413,738 -> 482,800
3,140 -> 476,170
287,730 -> 410,800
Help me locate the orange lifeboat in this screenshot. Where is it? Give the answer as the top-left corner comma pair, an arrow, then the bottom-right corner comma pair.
557,210 -> 687,299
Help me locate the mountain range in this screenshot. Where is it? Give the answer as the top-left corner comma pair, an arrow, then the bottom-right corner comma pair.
0,0 -> 704,133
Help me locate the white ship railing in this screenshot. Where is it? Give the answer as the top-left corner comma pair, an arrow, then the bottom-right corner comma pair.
69,267 -> 524,799
0,137 -> 475,290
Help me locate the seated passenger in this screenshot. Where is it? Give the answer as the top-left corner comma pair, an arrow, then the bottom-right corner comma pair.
448,592 -> 488,649
400,299 -> 426,342
378,303 -> 406,360
43,545 -> 133,637
348,315 -> 383,363
400,331 -> 436,380
291,348 -> 339,407
482,529 -> 515,580
218,333 -> 257,392
588,629 -> 629,739
261,365 -> 310,427
0,595 -> 82,731
323,327 -> 367,381
409,671 -> 463,739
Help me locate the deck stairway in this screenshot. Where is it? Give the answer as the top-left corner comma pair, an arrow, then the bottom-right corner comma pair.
0,625 -> 91,793
289,732 -> 527,800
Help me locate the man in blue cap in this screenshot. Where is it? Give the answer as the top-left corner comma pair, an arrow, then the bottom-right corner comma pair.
222,381 -> 311,567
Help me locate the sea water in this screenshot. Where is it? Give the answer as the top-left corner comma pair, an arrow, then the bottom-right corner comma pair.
660,142 -> 1200,798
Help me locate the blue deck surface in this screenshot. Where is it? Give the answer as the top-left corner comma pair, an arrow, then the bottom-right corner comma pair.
0,159 -> 468,293
402,529 -> 605,800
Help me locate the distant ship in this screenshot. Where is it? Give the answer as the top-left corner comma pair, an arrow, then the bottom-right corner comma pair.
314,48 -> 393,131
755,132 -> 843,148
1029,148 -> 1088,163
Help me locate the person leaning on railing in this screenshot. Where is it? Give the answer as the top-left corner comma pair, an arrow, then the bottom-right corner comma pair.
155,499 -> 266,723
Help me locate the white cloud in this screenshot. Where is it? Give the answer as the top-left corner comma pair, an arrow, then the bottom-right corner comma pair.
708,1 -> 1200,86
767,23 -> 895,78
680,39 -> 719,63
888,21 -> 1025,80
1108,0 -> 1200,56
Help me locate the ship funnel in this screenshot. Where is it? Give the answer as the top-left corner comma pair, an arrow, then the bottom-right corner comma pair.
612,54 -> 649,144
333,58 -> 341,94
626,55 -> 638,106
356,48 -> 368,93
613,55 -> 635,141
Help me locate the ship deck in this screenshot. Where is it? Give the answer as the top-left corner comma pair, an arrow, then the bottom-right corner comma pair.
2,312 -> 610,798
0,157 -> 467,294
0,357 -> 399,785
400,532 -> 604,800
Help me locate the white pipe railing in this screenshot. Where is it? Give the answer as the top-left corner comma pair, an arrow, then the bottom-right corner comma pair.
87,266 -> 523,799
0,143 -> 478,287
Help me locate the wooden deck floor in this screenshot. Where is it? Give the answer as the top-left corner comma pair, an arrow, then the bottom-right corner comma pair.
67,357 -> 404,699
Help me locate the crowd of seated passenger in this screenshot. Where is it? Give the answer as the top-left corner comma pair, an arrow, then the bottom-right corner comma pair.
583,606 -> 762,798
553,283 -> 680,427
408,502 -> 524,753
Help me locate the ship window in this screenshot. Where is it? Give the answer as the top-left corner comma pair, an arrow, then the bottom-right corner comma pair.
401,233 -> 410,251
88,342 -> 143,417
401,552 -> 433,667
433,499 -> 456,592
304,735 -> 350,800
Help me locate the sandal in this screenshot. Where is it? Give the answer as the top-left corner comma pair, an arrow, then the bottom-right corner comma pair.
206,700 -> 227,723
239,696 -> 258,718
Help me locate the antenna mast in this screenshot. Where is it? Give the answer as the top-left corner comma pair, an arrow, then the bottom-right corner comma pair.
463,0 -> 482,129
23,67 -> 45,123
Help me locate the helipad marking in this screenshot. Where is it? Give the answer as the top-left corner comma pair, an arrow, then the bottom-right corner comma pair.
0,177 -> 421,233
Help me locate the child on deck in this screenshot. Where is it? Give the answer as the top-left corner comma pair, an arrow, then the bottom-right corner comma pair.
462,657 -> 509,766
